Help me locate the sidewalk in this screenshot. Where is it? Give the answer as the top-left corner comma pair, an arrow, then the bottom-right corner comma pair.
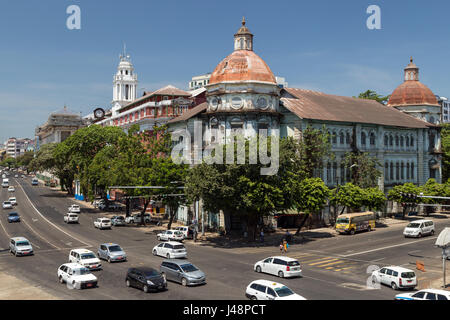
0,266 -> 57,300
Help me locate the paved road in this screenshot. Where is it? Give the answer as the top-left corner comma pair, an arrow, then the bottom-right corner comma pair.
0,175 -> 448,300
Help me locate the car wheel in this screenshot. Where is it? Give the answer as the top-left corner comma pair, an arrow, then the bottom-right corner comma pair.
152,249 -> 157,256
143,285 -> 149,293
108,257 -> 111,263
431,230 -> 435,236
371,276 -> 377,284
367,226 -> 372,232
126,279 -> 130,287
167,253 -> 171,259
278,271 -> 284,278
418,233 -> 422,238
157,236 -> 160,241
250,295 -> 257,300
256,266 -> 262,273
181,278 -> 188,286
59,276 -> 64,284
161,272 -> 166,281
350,229 -> 355,235
391,282 -> 398,290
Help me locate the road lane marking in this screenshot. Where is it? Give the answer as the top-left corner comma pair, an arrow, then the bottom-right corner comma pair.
0,217 -> 11,238
15,179 -> 92,248
314,260 -> 347,267
308,258 -> 339,266
340,237 -> 439,257
20,218 -> 58,249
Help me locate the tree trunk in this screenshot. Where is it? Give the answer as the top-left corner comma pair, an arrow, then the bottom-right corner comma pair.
140,199 -> 150,226
295,213 -> 310,236
167,205 -> 178,230
125,198 -> 130,217
247,213 -> 259,242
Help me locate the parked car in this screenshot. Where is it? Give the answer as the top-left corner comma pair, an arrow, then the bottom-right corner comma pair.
160,259 -> 205,286
64,213 -> 79,224
125,267 -> 167,293
152,242 -> 187,259
125,214 -> 152,224
7,212 -> 20,223
57,263 -> 97,289
2,201 -> 12,209
69,249 -> 102,270
245,280 -> 306,300
14,174 -> 18,178
403,220 -> 435,238
8,197 -> 17,206
395,289 -> 450,300
371,266 -> 417,290
99,202 -> 122,211
175,226 -> 194,239
254,256 -> 302,278
94,218 -> 112,230
68,204 -> 80,213
9,237 -> 33,256
98,243 -> 127,263
157,230 -> 184,242
111,215 -> 126,226
8,186 -> 15,192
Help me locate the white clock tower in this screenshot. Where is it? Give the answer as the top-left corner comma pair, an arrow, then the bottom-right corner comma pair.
112,47 -> 138,116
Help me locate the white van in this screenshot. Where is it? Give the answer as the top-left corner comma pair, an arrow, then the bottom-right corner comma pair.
2,178 -> 9,188
371,266 -> 417,290
403,220 -> 435,238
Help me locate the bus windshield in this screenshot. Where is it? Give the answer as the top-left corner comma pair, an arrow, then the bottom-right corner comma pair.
336,217 -> 349,224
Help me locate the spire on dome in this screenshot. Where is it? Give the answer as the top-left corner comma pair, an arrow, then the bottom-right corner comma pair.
234,17 -> 253,51
404,57 -> 419,81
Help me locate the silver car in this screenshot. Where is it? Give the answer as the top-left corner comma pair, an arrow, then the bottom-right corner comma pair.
98,243 -> 127,263
160,259 -> 206,286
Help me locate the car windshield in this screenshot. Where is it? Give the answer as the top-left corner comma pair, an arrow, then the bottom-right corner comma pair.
115,216 -> 124,220
174,231 -> 182,236
4,202 -> 11,205
180,264 -> 198,273
16,241 -> 30,246
81,253 -> 96,259
336,218 -> 349,224
9,213 -> 18,217
407,223 -> 420,228
9,198 -> 15,201
275,286 -> 294,297
109,245 -> 122,252
287,261 -> 300,266
73,267 -> 91,275
401,272 -> 416,278
173,245 -> 185,250
143,270 -> 160,277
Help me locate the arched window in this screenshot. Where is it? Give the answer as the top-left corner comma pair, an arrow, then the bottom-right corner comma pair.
410,136 -> 414,147
406,136 -> 409,147
327,163 -> 331,183
406,163 -> 410,180
395,135 -> 399,147
340,163 -> 345,183
339,132 -> 344,144
400,136 -> 404,148
370,132 -> 376,146
411,163 -> 415,180
361,132 -> 366,145
389,135 -> 393,147
333,162 -> 337,183
346,132 -> 351,145
390,163 -> 394,180
384,135 -> 388,147
396,162 -> 400,180
401,162 -> 405,180
385,163 -> 389,181
332,131 -> 337,144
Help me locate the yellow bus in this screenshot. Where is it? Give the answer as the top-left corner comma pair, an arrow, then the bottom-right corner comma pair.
335,212 -> 376,235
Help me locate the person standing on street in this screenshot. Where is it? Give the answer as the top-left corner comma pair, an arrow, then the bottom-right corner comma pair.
279,241 -> 284,254
260,230 -> 264,243
283,239 -> 288,253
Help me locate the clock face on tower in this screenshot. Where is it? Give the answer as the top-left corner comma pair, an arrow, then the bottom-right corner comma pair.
231,96 -> 243,109
94,108 -> 105,119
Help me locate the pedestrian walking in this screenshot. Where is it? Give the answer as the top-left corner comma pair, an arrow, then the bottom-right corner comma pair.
260,230 -> 264,243
279,242 -> 284,254
283,239 -> 288,253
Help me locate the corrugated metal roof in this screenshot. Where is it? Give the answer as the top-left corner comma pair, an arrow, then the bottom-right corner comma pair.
281,88 -> 434,129
167,102 -> 207,124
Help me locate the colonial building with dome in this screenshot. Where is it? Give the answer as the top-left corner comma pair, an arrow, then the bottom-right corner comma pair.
169,18 -> 442,197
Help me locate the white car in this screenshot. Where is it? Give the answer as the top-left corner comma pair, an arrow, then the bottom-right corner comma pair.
68,204 -> 80,213
69,249 -> 102,270
8,186 -> 15,192
94,218 -> 112,230
395,289 -> 450,300
64,213 -> 79,224
8,197 -> 17,206
371,266 -> 417,290
245,280 -> 306,300
403,219 -> 435,238
2,201 -> 12,209
254,256 -> 302,278
175,226 -> 194,239
152,241 -> 187,259
125,214 -> 151,224
9,237 -> 34,256
57,263 -> 97,289
157,230 -> 184,242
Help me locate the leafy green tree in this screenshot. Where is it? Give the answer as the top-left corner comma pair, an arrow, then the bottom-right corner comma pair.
363,187 -> 386,212
387,183 -> 421,219
330,183 -> 365,214
293,178 -> 330,235
355,90 -> 390,104
16,151 -> 34,172
420,179 -> 446,216
341,152 -> 381,188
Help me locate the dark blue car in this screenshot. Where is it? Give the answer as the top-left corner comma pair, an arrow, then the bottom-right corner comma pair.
8,212 -> 20,223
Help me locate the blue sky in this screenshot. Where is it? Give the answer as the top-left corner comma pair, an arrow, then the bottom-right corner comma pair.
1,0 -> 449,142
